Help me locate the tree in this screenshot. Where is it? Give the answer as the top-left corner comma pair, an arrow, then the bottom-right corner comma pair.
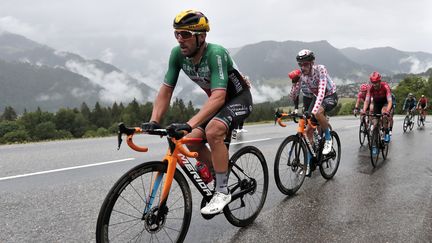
80,102 -> 91,121
18,107 -> 55,139
90,102 -> 111,128
1,106 -> 18,121
33,121 -> 57,140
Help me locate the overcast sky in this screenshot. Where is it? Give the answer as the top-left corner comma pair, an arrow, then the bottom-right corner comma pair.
1,0 -> 432,73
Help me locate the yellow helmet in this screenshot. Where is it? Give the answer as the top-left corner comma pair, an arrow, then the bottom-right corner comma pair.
173,10 -> 210,32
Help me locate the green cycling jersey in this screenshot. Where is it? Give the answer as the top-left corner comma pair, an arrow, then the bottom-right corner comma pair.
164,43 -> 250,100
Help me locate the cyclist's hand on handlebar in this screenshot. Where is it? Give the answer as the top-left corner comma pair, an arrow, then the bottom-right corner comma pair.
275,111 -> 283,119
142,121 -> 161,131
359,109 -> 366,115
166,122 -> 192,139
353,108 -> 359,115
293,109 -> 298,115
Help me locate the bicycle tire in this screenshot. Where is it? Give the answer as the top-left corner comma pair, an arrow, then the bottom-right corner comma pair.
223,146 -> 269,227
274,135 -> 306,195
403,116 -> 409,132
319,131 -> 341,179
370,128 -> 380,167
96,161 -> 192,243
359,121 -> 366,146
381,139 -> 389,160
409,115 -> 415,130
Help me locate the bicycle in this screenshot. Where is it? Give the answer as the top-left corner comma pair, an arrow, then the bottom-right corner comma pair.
273,112 -> 341,196
355,112 -> 370,147
417,108 -> 426,127
96,123 -> 269,242
368,114 -> 390,167
403,109 -> 416,132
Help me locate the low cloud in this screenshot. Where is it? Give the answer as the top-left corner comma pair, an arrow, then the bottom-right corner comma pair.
36,93 -> 62,101
100,48 -> 115,64
0,16 -> 37,37
251,85 -> 290,103
65,60 -> 144,104
399,56 -> 432,73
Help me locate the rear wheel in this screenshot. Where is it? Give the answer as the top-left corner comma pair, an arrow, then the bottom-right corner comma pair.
96,161 -> 192,243
370,128 -> 380,168
223,146 -> 268,227
319,131 -> 341,179
274,135 -> 306,195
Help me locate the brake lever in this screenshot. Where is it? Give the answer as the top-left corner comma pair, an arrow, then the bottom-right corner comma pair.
117,131 -> 123,150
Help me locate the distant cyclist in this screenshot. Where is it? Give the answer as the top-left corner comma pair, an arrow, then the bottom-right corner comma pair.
354,83 -> 370,117
389,92 -> 396,135
417,94 -> 428,121
361,72 -> 393,142
289,49 -> 338,176
403,93 -> 417,116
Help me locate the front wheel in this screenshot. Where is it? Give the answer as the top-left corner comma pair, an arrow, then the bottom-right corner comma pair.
96,161 -> 192,243
319,131 -> 341,179
403,116 -> 409,132
409,115 -> 415,130
359,120 -> 366,146
223,146 -> 269,227
370,128 -> 380,167
274,135 -> 307,195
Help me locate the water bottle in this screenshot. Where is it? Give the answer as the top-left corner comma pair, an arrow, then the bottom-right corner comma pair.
196,161 -> 213,184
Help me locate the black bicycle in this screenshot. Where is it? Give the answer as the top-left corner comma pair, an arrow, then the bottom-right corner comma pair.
417,109 -> 426,127
273,112 -> 341,196
96,123 -> 269,242
369,114 -> 390,167
403,110 -> 416,132
356,113 -> 370,147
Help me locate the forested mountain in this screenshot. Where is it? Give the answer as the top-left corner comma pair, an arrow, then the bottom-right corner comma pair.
0,32 -> 155,112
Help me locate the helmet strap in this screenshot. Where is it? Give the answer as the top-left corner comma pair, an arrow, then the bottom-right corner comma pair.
187,35 -> 205,59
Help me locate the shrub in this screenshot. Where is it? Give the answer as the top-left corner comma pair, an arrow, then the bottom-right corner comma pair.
2,130 -> 30,143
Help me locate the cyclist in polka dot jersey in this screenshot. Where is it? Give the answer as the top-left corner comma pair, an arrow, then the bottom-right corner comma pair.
289,49 -> 338,176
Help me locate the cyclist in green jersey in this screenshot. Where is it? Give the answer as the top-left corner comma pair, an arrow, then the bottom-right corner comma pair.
142,10 -> 253,215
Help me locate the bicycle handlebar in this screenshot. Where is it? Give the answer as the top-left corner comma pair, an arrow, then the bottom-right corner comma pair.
117,123 -> 199,158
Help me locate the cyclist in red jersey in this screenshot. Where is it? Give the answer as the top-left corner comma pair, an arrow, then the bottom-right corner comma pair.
361,71 -> 393,143
354,83 -> 370,115
417,94 -> 428,121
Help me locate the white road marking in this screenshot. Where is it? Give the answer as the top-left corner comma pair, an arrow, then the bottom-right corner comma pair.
231,138 -> 272,145
0,158 -> 135,181
0,138 -> 273,181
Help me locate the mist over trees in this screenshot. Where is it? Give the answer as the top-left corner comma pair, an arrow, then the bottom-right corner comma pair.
1,73 -> 431,144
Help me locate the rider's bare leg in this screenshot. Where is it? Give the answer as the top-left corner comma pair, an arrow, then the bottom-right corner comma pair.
186,128 -> 213,169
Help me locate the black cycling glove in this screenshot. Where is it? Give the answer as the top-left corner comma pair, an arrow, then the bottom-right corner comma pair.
166,123 -> 192,139
141,121 -> 161,131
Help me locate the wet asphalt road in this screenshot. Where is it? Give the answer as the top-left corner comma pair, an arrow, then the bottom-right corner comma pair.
0,115 -> 431,242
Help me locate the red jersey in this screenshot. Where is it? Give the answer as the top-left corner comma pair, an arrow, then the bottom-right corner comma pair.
419,97 -> 428,105
365,82 -> 392,104
357,91 -> 367,102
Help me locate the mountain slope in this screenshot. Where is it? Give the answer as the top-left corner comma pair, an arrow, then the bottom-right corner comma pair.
0,32 -> 155,112
232,40 -> 388,84
340,46 -> 432,74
